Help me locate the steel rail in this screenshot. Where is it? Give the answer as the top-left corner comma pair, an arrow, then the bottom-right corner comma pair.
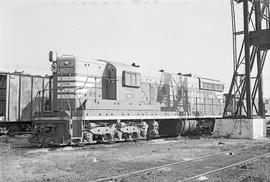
89,141 -> 270,182
181,152 -> 270,182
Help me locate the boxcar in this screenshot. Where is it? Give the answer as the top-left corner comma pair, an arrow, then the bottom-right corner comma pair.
0,71 -> 49,133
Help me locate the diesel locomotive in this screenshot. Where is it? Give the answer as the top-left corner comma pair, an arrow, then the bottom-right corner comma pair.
31,52 -> 225,146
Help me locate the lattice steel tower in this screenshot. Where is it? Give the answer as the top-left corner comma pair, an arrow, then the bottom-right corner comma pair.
223,0 -> 270,118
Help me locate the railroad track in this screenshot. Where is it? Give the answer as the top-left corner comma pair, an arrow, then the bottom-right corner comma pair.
89,142 -> 270,182
181,152 -> 270,181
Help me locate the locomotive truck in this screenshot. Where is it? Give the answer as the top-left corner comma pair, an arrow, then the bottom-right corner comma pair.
30,52 -> 225,146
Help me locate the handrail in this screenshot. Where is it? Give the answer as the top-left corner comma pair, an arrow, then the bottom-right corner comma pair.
32,75 -> 107,113
32,75 -> 224,116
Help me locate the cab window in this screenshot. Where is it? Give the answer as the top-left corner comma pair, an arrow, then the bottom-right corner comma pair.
122,71 -> 141,88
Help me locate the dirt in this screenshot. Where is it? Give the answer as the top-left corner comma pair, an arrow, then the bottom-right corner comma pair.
208,154 -> 270,182
0,136 -> 270,182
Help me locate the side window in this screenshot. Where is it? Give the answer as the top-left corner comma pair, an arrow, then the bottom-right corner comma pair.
136,74 -> 141,87
125,73 -> 131,86
131,74 -> 136,86
122,71 -> 141,88
213,84 -> 218,90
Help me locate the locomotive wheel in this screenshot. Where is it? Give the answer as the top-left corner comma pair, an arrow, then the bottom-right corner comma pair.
131,132 -> 139,141
122,133 -> 128,141
95,135 -> 105,143
114,130 -> 122,141
40,136 -> 52,148
83,131 -> 93,143
104,133 -> 113,142
122,133 -> 132,141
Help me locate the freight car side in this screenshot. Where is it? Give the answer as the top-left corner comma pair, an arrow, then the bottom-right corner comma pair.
0,72 -> 49,134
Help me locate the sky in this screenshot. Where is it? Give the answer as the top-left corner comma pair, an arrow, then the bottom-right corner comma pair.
0,0 -> 269,97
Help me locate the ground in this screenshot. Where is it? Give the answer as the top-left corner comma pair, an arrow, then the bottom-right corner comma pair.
0,135 -> 270,182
